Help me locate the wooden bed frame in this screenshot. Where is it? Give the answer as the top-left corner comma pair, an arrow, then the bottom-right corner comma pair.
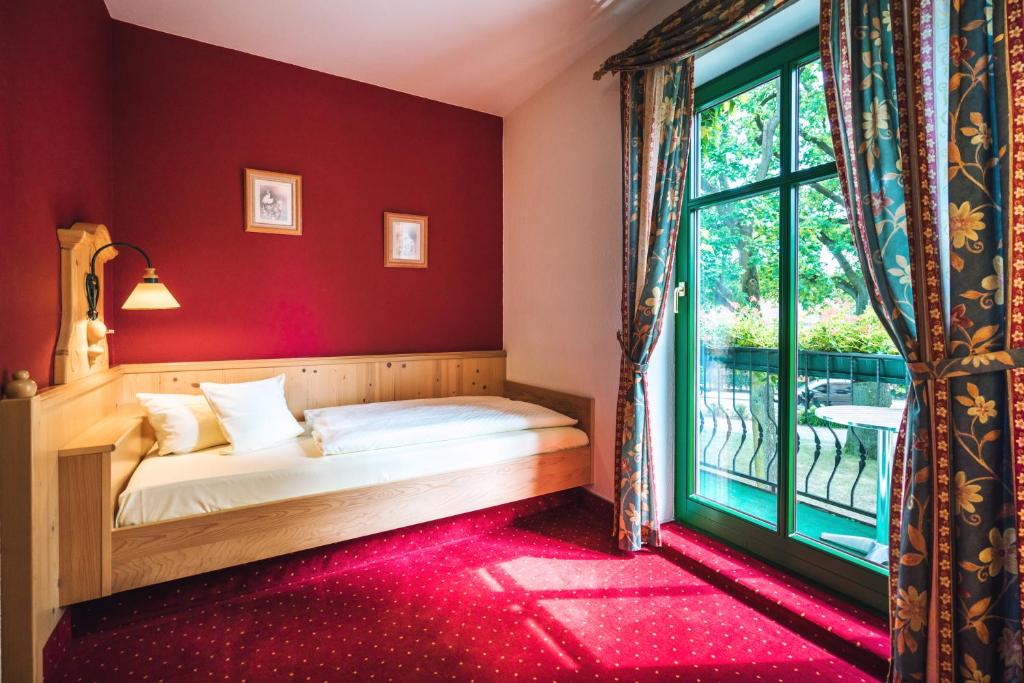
0,350 -> 594,681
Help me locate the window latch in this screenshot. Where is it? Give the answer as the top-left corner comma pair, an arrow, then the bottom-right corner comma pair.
673,282 -> 687,314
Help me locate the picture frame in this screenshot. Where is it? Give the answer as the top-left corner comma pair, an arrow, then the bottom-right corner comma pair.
244,168 -> 302,236
384,212 -> 428,268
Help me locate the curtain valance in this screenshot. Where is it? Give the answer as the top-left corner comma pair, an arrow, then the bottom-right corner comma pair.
594,0 -> 794,79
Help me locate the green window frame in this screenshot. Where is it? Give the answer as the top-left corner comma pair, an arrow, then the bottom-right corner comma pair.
673,29 -> 888,611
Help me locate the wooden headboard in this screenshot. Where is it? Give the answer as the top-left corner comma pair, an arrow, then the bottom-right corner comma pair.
116,351 -> 508,416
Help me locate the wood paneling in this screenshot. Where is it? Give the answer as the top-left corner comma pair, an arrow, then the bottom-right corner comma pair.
504,381 -> 595,443
117,351 -> 507,415
58,451 -> 111,605
439,357 -> 463,397
307,363 -> 377,409
110,421 -> 154,512
0,398 -> 41,682
379,359 -> 437,401
1,366 -> 122,682
57,411 -> 153,606
156,369 -> 226,394
110,447 -> 591,593
462,356 -> 505,395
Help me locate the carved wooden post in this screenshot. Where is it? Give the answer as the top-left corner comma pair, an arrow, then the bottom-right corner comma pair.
55,224 -> 117,384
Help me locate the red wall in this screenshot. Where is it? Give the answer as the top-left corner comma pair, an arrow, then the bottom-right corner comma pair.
0,0 -> 113,385
110,23 -> 503,364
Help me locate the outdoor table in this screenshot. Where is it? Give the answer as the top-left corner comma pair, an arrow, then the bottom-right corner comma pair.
814,404 -> 904,565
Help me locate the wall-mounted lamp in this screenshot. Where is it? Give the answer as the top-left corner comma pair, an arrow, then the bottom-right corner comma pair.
86,242 -> 180,320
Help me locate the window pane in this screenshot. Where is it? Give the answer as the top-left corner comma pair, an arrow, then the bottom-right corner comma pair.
698,78 -> 780,195
793,178 -> 907,567
695,191 -> 781,527
798,60 -> 835,169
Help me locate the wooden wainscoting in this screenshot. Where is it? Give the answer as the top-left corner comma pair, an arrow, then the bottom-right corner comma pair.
117,350 -> 507,416
0,368 -> 123,682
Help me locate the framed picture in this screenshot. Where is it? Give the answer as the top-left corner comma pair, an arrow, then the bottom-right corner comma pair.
384,212 -> 428,268
244,168 -> 302,235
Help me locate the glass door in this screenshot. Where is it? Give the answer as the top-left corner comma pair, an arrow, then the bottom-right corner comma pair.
793,176 -> 909,566
694,191 -> 782,529
676,31 -> 900,610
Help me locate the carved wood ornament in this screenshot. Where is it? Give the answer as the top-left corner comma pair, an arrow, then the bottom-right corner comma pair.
55,223 -> 118,384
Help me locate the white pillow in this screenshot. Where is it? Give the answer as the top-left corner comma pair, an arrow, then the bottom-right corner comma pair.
199,375 -> 303,452
137,393 -> 228,455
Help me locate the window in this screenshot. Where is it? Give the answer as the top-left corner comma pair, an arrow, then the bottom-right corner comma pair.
675,31 -> 906,609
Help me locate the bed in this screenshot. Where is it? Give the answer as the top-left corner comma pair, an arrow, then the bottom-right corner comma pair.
0,226 -> 594,682
51,365 -> 592,611
1,354 -> 594,683
117,424 -> 589,527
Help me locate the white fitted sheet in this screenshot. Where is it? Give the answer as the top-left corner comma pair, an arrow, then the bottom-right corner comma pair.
115,426 -> 589,527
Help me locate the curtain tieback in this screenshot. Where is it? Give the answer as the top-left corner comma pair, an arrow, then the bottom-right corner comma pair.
905,348 -> 1024,380
617,331 -> 649,374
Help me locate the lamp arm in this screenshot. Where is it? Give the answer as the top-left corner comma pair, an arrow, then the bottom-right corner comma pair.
86,242 -> 155,320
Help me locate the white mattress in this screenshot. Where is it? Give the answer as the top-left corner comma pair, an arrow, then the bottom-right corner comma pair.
116,426 -> 589,527
305,395 -> 578,455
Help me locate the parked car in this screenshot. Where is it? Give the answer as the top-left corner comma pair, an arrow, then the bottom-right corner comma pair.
798,379 -> 852,406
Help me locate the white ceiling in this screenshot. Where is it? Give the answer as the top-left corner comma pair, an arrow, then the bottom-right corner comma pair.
694,0 -> 817,85
104,0 -> 656,115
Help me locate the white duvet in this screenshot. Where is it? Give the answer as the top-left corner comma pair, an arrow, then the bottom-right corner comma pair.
304,395 -> 578,455
116,427 -> 589,526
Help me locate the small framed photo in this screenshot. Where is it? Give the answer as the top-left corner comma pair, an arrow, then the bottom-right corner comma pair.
245,168 -> 302,236
384,212 -> 428,268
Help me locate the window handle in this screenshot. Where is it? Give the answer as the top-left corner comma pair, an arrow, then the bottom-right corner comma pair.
673,282 -> 687,314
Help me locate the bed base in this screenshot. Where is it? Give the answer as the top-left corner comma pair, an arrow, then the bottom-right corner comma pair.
0,352 -> 593,682
111,447 -> 590,593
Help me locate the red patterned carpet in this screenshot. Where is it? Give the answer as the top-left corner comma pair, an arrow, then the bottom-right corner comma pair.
48,493 -> 888,682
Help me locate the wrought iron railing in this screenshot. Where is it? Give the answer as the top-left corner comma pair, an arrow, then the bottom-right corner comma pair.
697,345 -> 908,524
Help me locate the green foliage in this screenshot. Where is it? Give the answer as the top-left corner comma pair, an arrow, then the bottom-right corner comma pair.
694,59 -> 896,358
797,409 -> 831,427
697,59 -> 868,317
730,314 -> 777,348
700,305 -> 897,355
797,62 -> 835,169
698,193 -> 781,306
800,310 -> 898,354
700,78 -> 780,193
700,305 -> 767,348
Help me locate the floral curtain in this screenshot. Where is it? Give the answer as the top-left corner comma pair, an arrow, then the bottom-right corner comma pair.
614,62 -> 691,551
603,1 -> 790,552
822,0 -> 1024,679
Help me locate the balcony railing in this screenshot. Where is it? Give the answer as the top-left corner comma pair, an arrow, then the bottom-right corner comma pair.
697,345 -> 908,528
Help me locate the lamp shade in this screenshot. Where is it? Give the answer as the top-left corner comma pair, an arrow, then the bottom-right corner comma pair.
121,267 -> 180,311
